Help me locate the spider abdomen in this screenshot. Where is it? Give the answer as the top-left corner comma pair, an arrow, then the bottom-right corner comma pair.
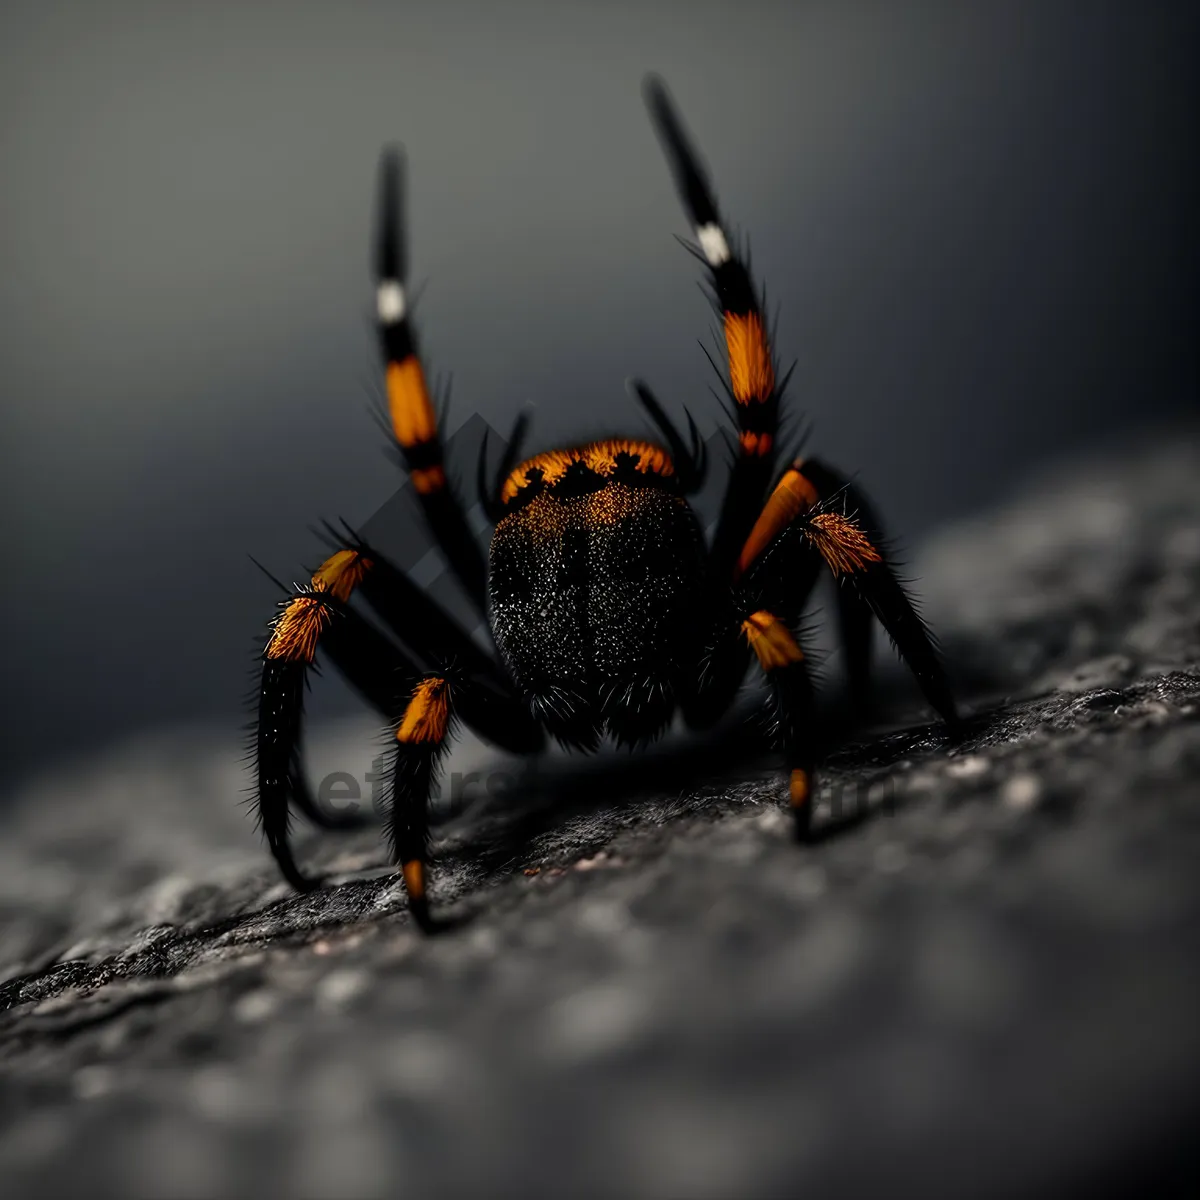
489,466 -> 707,750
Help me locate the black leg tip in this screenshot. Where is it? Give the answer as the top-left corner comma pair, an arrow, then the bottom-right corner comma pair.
284,867 -> 323,894
791,806 -> 815,844
408,896 -> 437,935
374,145 -> 407,284
272,846 -> 322,894
642,72 -> 669,112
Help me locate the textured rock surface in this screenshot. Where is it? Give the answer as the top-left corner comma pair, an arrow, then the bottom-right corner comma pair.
2,432 -> 1198,1198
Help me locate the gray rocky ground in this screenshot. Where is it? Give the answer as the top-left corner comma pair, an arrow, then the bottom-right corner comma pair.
1,430 -> 1198,1198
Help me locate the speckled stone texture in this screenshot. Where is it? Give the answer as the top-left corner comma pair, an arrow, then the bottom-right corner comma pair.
2,432 -> 1198,1199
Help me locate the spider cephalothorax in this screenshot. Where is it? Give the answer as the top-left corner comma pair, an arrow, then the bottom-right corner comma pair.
252,76 -> 959,931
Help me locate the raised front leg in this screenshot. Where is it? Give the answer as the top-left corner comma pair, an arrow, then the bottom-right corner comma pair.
373,148 -> 489,617
644,76 -> 790,579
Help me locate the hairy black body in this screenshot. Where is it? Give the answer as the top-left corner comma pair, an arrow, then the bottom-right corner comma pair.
251,77 -> 960,931
491,470 -> 708,750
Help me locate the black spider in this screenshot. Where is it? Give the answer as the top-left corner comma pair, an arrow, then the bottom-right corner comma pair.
252,76 -> 960,931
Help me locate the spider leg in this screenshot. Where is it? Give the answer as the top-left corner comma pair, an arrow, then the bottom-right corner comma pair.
646,78 -> 953,728
281,597 -> 432,834
258,657 -> 320,891
740,610 -> 821,839
373,148 -> 489,617
314,551 -> 543,758
385,667 -> 546,933
832,584 -> 876,721
800,460 -> 883,719
644,76 -> 784,577
344,536 -> 515,697
384,674 -> 454,932
256,550 -> 383,889
675,564 -> 823,834
254,547 -> 543,894
677,519 -> 824,733
477,409 -> 531,523
737,458 -> 960,731
626,379 -> 707,493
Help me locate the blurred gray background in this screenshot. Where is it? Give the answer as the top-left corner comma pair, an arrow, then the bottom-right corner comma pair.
2,0 -> 1196,795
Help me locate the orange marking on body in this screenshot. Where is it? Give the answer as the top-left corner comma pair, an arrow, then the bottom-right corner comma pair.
741,610 -> 805,671
311,549 -> 373,603
807,512 -> 883,575
387,355 -> 437,448
739,430 -> 773,457
582,483 -> 649,528
402,859 -> 426,901
734,467 -> 821,580
789,769 -> 810,809
500,439 -> 674,503
411,465 -> 446,495
396,677 -> 450,744
265,596 -> 330,662
724,311 -> 775,404
495,479 -> 683,548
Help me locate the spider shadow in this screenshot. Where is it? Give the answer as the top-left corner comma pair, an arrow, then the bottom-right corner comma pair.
429,686 -> 978,886
308,666 -> 999,929
432,703 -> 777,879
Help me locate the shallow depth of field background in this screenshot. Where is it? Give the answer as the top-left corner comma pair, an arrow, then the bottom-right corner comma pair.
1,0 -> 1196,799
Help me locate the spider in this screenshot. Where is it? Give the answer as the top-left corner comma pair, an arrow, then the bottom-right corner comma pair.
253,76 -> 960,931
